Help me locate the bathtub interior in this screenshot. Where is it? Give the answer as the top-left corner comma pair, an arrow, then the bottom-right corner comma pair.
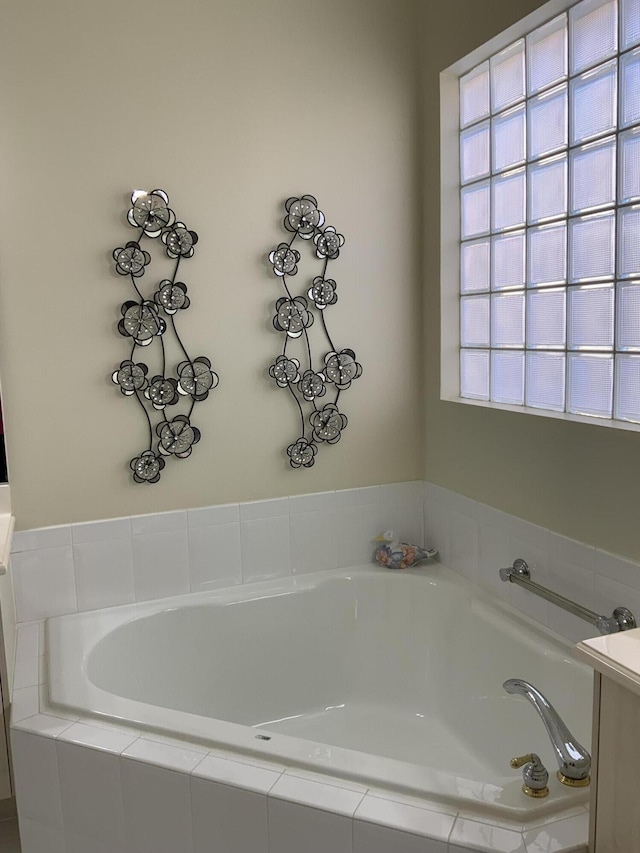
48,565 -> 592,820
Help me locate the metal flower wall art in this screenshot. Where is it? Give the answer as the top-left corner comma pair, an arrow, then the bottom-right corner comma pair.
268,195 -> 362,469
111,189 -> 219,484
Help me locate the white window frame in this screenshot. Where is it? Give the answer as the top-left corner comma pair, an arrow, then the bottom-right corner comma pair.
440,0 -> 640,433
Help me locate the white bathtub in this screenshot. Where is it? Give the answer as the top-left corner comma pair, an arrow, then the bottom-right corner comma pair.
46,562 -> 592,826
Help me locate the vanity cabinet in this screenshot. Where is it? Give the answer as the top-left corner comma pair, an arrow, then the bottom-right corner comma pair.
575,631 -> 640,853
590,675 -> 640,852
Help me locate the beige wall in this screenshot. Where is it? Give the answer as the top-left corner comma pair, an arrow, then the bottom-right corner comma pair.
423,0 -> 640,562
0,0 -> 423,529
5,0 -> 635,560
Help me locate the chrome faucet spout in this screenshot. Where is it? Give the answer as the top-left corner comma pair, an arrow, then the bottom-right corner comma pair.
503,678 -> 590,786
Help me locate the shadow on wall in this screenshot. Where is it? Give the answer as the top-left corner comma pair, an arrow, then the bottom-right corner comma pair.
0,401 -> 6,483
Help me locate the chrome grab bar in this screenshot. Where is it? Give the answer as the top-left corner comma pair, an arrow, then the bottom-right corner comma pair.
499,559 -> 637,635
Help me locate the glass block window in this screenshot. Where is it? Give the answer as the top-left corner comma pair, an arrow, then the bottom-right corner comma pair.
458,0 -> 640,423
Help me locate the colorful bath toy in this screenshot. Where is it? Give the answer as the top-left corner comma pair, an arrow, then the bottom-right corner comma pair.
373,530 -> 437,569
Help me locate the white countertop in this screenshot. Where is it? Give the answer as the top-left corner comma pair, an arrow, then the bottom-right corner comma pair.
575,629 -> 640,697
0,514 -> 14,575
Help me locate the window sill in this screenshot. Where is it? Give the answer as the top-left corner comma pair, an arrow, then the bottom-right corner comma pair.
440,394 -> 640,434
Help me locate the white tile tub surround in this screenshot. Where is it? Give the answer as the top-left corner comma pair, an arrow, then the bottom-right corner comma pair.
12,478 -> 639,853
289,490 -> 338,575
11,546 -> 76,623
9,713 -> 590,853
423,481 -> 640,645
9,483 -> 425,622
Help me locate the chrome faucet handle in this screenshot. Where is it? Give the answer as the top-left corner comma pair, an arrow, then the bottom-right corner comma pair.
504,678 -> 591,786
510,752 -> 549,798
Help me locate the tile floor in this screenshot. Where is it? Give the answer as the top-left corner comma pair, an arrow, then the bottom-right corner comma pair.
0,818 -> 20,851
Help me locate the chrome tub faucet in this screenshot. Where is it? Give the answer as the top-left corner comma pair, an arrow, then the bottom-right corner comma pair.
503,678 -> 591,787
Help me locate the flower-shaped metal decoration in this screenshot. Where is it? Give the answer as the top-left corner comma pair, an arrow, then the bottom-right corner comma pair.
323,349 -> 363,391
156,415 -> 201,458
308,277 -> 338,310
130,450 -> 165,484
112,189 -> 218,483
118,301 -> 166,346
269,355 -> 301,388
299,370 -> 326,402
284,195 -> 325,239
112,360 -> 149,396
113,242 -> 151,277
145,376 -> 180,410
177,357 -> 219,401
267,195 -> 362,468
154,280 -> 190,314
127,189 -> 175,237
310,403 -> 348,444
314,226 -> 345,260
269,243 -> 301,277
162,222 -> 198,259
273,296 -> 314,338
287,437 -> 317,469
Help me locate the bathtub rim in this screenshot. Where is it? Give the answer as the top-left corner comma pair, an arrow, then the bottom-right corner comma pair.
45,561 -> 591,824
